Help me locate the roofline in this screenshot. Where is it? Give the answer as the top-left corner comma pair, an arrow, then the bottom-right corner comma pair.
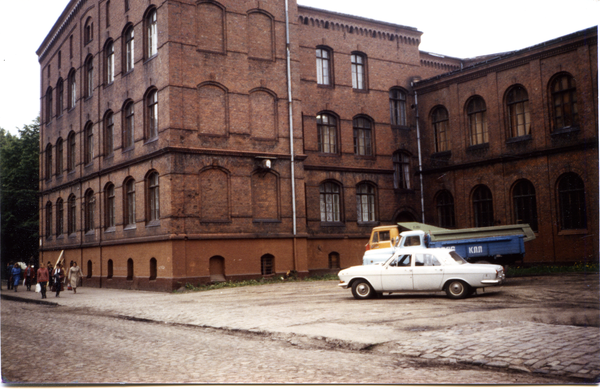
36,0 -> 87,62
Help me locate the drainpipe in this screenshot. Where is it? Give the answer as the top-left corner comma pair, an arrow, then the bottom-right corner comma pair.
284,0 -> 298,271
412,87 -> 426,224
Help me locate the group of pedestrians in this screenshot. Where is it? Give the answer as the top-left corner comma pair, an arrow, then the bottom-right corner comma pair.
6,260 -> 83,299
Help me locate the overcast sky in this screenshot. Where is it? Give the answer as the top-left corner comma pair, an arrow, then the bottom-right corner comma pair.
0,0 -> 598,135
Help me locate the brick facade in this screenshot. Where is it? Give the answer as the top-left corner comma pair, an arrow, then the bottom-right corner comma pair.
37,0 -> 598,290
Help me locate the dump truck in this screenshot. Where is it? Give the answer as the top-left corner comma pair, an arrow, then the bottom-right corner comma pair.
362,222 -> 535,266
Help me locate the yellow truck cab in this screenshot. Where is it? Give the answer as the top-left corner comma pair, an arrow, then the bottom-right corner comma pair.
363,226 -> 400,265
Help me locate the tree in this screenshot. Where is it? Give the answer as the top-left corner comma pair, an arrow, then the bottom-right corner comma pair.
1,118 -> 40,276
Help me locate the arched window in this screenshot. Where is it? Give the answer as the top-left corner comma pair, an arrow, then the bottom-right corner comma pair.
45,143 -> 52,180
149,258 -> 157,280
84,122 -> 94,165
68,194 -> 77,234
127,258 -> 134,280
145,8 -> 157,58
55,138 -> 63,176
45,87 -> 53,123
261,254 -> 274,276
123,25 -> 135,73
104,111 -> 114,156
84,55 -> 94,98
353,116 -> 372,156
123,100 -> 135,149
551,74 -> 578,130
145,88 -> 158,140
105,183 -> 116,229
146,171 -> 160,222
107,259 -> 113,279
432,106 -> 449,153
389,88 -> 407,127
467,97 -> 488,145
124,178 -> 136,227
56,78 -> 64,116
436,190 -> 455,228
558,173 -> 586,230
319,181 -> 341,223
67,131 -> 76,171
356,183 -> 376,222
316,47 -> 332,85
328,252 -> 340,269
56,198 -> 64,236
506,85 -> 531,138
393,151 -> 411,190
512,180 -> 538,231
316,113 -> 337,153
351,52 -> 366,90
68,69 -> 77,109
45,201 -> 53,238
104,40 -> 115,84
84,17 -> 93,44
472,185 -> 493,227
84,189 -> 95,232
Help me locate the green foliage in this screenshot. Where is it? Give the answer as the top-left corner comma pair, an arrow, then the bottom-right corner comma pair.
506,262 -> 599,276
1,118 -> 40,267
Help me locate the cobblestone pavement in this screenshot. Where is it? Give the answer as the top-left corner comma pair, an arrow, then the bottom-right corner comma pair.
2,274 -> 599,383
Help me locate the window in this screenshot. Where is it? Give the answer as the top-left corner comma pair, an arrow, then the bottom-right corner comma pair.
45,87 -> 53,123
68,69 -> 77,109
105,183 -> 116,229
351,53 -> 366,90
68,194 -> 76,234
56,78 -> 64,116
328,252 -> 340,269
84,17 -> 93,44
558,173 -> 586,230
149,258 -> 157,280
356,183 -> 376,222
58,50 -> 62,69
56,138 -> 63,176
513,180 -> 538,232
319,181 -> 341,223
432,106 -> 449,153
393,151 -> 411,190
85,190 -> 95,232
390,88 -> 407,127
436,190 -> 455,228
45,143 -> 52,180
507,86 -> 531,138
472,185 -> 493,227
87,260 -> 93,278
125,0 -> 130,12
353,116 -> 372,156
317,113 -> 337,153
69,35 -> 73,58
105,41 -> 114,84
107,259 -> 113,279
316,47 -> 331,85
84,122 -> 93,165
45,202 -> 52,238
124,178 -> 136,227
56,198 -> 64,236
124,25 -> 135,73
261,254 -> 274,276
146,9 -> 158,58
551,74 -> 578,130
84,56 -> 94,98
145,89 -> 158,140
467,97 -> 488,145
67,131 -> 76,171
104,111 -> 114,156
147,171 -> 160,222
127,259 -> 133,280
106,0 -> 110,27
123,101 -> 135,149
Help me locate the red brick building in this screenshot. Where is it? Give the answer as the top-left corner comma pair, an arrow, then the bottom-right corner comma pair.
37,0 -> 597,290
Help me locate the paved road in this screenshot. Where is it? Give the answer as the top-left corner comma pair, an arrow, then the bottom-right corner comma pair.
2,273 -> 599,384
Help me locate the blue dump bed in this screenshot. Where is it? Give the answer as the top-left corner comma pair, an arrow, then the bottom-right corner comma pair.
428,235 -> 525,261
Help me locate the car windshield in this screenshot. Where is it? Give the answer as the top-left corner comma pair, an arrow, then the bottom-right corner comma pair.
448,251 -> 468,265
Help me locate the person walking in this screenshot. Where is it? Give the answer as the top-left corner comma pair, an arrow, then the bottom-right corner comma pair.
37,264 -> 49,299
24,264 -> 34,291
53,264 -> 64,297
47,262 -> 54,292
11,263 -> 22,292
67,262 -> 83,294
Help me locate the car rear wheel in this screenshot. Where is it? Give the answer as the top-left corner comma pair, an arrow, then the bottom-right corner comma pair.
351,280 -> 375,299
445,280 -> 471,299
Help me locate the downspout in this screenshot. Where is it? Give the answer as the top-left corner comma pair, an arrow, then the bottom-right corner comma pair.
284,0 -> 298,271
412,86 -> 426,223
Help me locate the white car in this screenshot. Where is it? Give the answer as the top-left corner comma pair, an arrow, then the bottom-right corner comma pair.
338,247 -> 505,299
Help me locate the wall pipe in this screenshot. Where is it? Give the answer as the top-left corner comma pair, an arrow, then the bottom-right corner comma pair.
412,87 -> 426,223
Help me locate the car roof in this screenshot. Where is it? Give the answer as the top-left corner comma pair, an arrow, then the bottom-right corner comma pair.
393,247 -> 453,255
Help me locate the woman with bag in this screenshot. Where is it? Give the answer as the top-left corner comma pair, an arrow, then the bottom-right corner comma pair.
11,263 -> 21,292
67,262 -> 83,294
37,264 -> 49,299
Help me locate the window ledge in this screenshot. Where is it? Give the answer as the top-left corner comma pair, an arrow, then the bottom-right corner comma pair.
123,69 -> 134,77
317,83 -> 334,89
506,134 -> 532,144
431,150 -> 452,159
317,152 -> 341,157
68,233 -> 77,238
466,143 -> 489,152
124,224 -> 137,231
123,146 -> 135,153
352,88 -> 369,94
144,137 -> 158,145
558,229 -> 588,236
146,220 -> 160,228
552,126 -> 580,137
144,54 -> 158,64
357,221 -> 379,227
85,230 -> 95,236
104,227 -> 116,233
253,219 -> 281,223
320,221 -> 345,227
391,125 -> 410,131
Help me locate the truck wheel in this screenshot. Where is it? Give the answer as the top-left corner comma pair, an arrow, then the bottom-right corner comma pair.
445,280 -> 471,299
351,280 -> 375,299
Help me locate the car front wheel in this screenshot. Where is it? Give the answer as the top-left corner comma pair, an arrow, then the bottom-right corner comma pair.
351,279 -> 375,299
445,280 -> 471,299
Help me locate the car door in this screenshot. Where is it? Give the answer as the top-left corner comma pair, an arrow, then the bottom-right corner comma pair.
380,254 -> 414,291
412,253 -> 444,290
